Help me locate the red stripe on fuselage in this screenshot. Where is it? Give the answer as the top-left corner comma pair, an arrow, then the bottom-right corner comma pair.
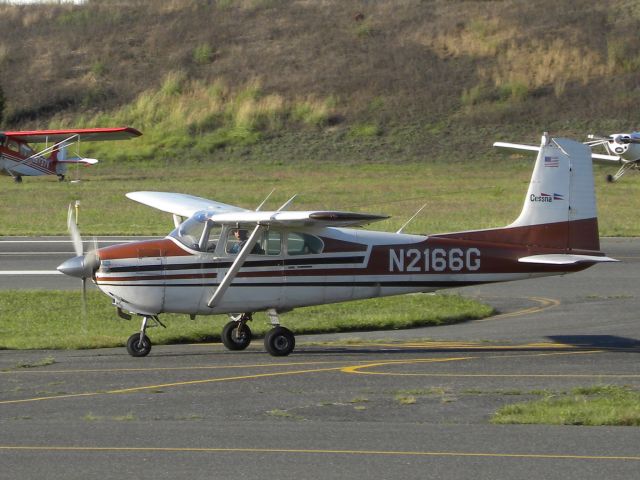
98,239 -> 190,260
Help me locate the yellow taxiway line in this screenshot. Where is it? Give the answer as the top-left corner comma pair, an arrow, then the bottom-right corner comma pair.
0,445 -> 638,462
0,349 -> 627,406
478,296 -> 560,322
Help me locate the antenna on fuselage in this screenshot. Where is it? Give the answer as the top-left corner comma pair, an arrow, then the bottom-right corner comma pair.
256,188 -> 276,211
396,203 -> 427,234
277,194 -> 297,212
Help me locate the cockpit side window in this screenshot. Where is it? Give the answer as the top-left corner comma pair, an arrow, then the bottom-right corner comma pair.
286,232 -> 324,255
223,228 -> 282,256
169,213 -> 221,252
19,143 -> 34,157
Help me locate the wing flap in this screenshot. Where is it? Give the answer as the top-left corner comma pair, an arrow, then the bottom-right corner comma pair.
518,254 -> 618,265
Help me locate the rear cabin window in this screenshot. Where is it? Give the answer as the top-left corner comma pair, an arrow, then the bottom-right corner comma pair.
286,232 -> 324,255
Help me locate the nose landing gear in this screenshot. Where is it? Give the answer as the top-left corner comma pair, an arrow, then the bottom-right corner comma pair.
126,315 -> 166,357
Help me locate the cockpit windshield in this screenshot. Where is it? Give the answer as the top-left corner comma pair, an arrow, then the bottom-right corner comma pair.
169,212 -> 221,252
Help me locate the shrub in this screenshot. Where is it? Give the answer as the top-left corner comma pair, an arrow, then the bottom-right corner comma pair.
193,43 -> 214,65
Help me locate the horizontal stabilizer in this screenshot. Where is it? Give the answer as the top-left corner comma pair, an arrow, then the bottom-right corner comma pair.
518,254 -> 618,265
126,191 -> 248,218
57,158 -> 99,165
493,141 -> 619,163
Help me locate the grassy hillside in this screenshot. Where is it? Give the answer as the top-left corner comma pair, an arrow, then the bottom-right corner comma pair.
1,0 -> 640,235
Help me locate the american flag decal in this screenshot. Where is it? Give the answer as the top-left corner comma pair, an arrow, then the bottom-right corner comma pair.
544,156 -> 559,167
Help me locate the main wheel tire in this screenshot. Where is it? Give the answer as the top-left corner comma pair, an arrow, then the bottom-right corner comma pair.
264,326 -> 295,357
126,333 -> 152,357
13,176 -> 22,183
221,321 -> 252,351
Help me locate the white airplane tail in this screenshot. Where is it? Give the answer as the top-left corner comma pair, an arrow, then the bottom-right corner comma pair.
507,133 -> 599,251
436,133 -> 602,253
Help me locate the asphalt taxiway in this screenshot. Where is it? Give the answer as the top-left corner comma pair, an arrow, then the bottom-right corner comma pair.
0,237 -> 638,479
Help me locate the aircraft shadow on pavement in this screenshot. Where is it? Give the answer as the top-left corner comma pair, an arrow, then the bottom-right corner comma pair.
547,335 -> 640,350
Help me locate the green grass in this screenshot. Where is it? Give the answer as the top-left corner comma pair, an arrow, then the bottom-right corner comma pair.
2,150 -> 638,237
492,385 -> 640,426
0,290 -> 493,350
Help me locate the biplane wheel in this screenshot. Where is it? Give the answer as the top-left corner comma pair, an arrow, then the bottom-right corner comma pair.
57,174 -> 65,182
221,321 -> 252,351
13,176 -> 22,183
264,326 -> 295,357
606,174 -> 614,183
126,333 -> 152,357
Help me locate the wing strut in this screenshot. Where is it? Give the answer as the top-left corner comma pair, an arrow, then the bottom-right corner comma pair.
207,224 -> 265,308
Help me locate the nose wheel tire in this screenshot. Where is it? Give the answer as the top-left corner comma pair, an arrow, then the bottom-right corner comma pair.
264,326 -> 295,357
221,321 -> 252,351
126,333 -> 152,357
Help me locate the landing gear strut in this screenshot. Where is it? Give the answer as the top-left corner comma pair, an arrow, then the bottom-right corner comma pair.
221,313 -> 252,351
126,315 -> 165,357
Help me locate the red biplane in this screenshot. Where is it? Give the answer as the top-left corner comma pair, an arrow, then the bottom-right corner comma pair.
0,127 -> 141,183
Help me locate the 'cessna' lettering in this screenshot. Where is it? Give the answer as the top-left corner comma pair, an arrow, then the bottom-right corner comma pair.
530,193 -> 553,203
389,247 -> 481,272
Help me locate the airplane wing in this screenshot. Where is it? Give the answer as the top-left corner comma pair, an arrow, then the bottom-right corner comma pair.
494,141 -> 620,163
126,191 -> 388,227
126,191 -> 249,218
211,210 -> 389,227
518,254 -> 618,265
2,127 -> 142,143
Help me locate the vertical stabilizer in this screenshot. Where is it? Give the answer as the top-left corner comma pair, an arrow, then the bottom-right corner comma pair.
435,133 -> 600,252
508,133 -> 599,250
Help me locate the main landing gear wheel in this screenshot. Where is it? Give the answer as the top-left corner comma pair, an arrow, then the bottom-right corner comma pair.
13,175 -> 22,183
126,333 -> 152,357
264,326 -> 295,357
221,321 -> 252,350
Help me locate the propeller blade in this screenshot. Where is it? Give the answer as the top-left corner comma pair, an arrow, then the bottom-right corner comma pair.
67,203 -> 83,256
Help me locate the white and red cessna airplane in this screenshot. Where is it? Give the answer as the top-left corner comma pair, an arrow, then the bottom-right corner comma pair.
0,127 -> 141,182
58,133 -> 616,357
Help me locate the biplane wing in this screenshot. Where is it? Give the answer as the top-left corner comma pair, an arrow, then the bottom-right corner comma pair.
493,141 -> 620,163
2,127 -> 142,143
126,191 -> 388,227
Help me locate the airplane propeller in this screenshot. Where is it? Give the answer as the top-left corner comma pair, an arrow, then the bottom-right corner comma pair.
58,202 -> 101,315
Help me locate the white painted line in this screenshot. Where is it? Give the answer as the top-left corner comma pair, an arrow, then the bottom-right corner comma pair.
0,271 -> 62,275
0,252 -> 71,255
